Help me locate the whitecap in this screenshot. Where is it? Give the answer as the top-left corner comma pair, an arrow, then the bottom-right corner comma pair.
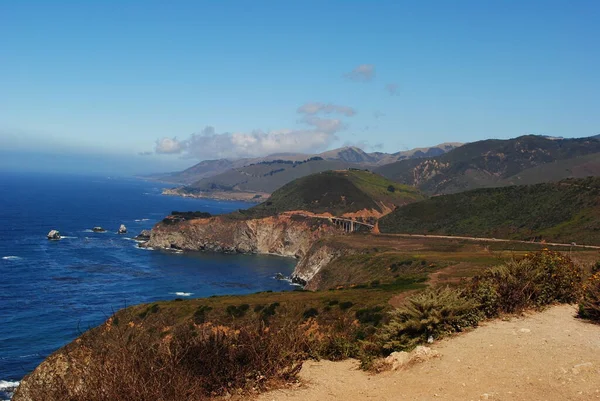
134,218 -> 150,222
61,236 -> 76,239
0,380 -> 19,391
2,256 -> 22,261
136,246 -> 154,251
83,229 -> 94,233
173,292 -> 192,297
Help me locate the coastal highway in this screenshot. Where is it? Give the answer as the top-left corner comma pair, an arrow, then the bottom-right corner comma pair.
386,233 -> 600,250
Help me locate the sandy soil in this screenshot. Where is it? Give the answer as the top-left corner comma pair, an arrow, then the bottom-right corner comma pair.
258,305 -> 600,401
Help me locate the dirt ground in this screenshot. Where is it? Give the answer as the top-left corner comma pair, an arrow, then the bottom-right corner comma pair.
258,305 -> 600,401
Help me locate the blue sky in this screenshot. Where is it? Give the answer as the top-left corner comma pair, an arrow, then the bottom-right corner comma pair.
1,1 -> 599,174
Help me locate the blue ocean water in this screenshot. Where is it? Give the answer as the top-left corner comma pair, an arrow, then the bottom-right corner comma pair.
0,172 -> 296,398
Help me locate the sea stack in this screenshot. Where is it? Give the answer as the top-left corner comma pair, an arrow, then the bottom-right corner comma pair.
47,230 -> 61,240
118,224 -> 127,234
92,227 -> 106,233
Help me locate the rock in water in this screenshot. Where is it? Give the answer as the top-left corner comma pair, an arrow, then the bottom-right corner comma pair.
92,227 -> 106,233
134,230 -> 151,241
118,224 -> 127,234
47,230 -> 61,240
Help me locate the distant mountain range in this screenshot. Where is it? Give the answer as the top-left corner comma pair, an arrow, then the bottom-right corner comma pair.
151,134 -> 600,201
375,135 -> 600,195
147,142 -> 462,185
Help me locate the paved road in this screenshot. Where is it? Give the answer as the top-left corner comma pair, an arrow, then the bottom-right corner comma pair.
387,233 -> 600,250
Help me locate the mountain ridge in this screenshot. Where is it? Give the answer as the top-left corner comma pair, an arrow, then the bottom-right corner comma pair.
375,135 -> 600,195
146,142 -> 462,185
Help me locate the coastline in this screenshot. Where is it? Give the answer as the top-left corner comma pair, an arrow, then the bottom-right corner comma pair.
162,188 -> 269,203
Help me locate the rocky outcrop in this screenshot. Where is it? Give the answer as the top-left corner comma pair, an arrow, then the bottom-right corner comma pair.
291,242 -> 353,290
146,214 -> 341,260
92,227 -> 106,233
46,230 -> 61,240
134,229 -> 151,241
118,224 -> 127,234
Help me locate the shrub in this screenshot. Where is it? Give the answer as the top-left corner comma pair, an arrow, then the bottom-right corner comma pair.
379,286 -> 479,352
355,306 -> 385,326
468,250 -> 583,317
339,301 -> 354,310
193,305 -> 213,324
579,272 -> 600,322
303,308 -> 319,319
592,261 -> 600,274
20,318 -> 309,401
226,304 -> 250,318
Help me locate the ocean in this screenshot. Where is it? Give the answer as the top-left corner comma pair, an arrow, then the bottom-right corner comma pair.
0,172 -> 296,399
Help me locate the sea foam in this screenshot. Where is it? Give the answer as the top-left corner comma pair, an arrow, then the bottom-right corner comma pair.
0,379 -> 19,393
174,292 -> 193,297
2,256 -> 22,261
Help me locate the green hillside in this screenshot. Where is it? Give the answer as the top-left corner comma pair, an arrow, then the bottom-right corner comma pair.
246,170 -> 424,217
378,177 -> 600,245
375,135 -> 600,195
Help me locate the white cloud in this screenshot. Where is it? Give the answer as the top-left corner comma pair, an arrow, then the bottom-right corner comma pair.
154,102 -> 358,160
180,127 -> 337,159
344,64 -> 375,82
386,83 -> 399,95
155,137 -> 184,154
297,102 -> 356,116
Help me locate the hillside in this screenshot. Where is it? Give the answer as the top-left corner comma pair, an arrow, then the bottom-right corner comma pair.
178,158 -> 359,198
246,170 -> 424,218
149,142 -> 461,186
378,177 -> 600,245
375,135 -> 600,195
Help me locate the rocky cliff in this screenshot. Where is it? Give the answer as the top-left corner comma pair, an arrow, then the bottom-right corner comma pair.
145,214 -> 358,289
146,214 -> 341,260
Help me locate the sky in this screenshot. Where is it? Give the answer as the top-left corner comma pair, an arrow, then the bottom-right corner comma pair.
1,0 -> 599,175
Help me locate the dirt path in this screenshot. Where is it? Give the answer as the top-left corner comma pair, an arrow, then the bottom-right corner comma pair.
258,305 -> 600,401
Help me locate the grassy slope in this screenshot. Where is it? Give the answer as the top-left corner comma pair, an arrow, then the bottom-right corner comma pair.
375,135 -> 600,195
378,177 -> 600,245
245,170 -> 424,217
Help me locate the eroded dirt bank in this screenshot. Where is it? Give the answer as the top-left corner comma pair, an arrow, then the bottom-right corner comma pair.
258,305 -> 600,401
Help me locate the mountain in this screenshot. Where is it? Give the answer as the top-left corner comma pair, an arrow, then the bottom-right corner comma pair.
245,169 -> 424,218
148,142 -> 462,185
378,177 -> 600,245
375,135 -> 600,195
177,158 -> 359,199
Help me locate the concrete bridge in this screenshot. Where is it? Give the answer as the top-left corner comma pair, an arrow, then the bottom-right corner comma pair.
284,212 -> 375,233
330,217 -> 374,233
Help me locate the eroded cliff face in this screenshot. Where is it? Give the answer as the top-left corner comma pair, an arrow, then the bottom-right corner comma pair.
291,242 -> 353,290
146,215 -> 340,260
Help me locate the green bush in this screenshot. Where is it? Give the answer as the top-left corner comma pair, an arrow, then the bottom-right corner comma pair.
303,308 -> 319,319
355,306 -> 385,326
379,286 -> 479,352
226,304 -> 250,318
339,301 -> 354,310
468,250 -> 582,317
579,272 -> 600,322
193,305 -> 213,324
